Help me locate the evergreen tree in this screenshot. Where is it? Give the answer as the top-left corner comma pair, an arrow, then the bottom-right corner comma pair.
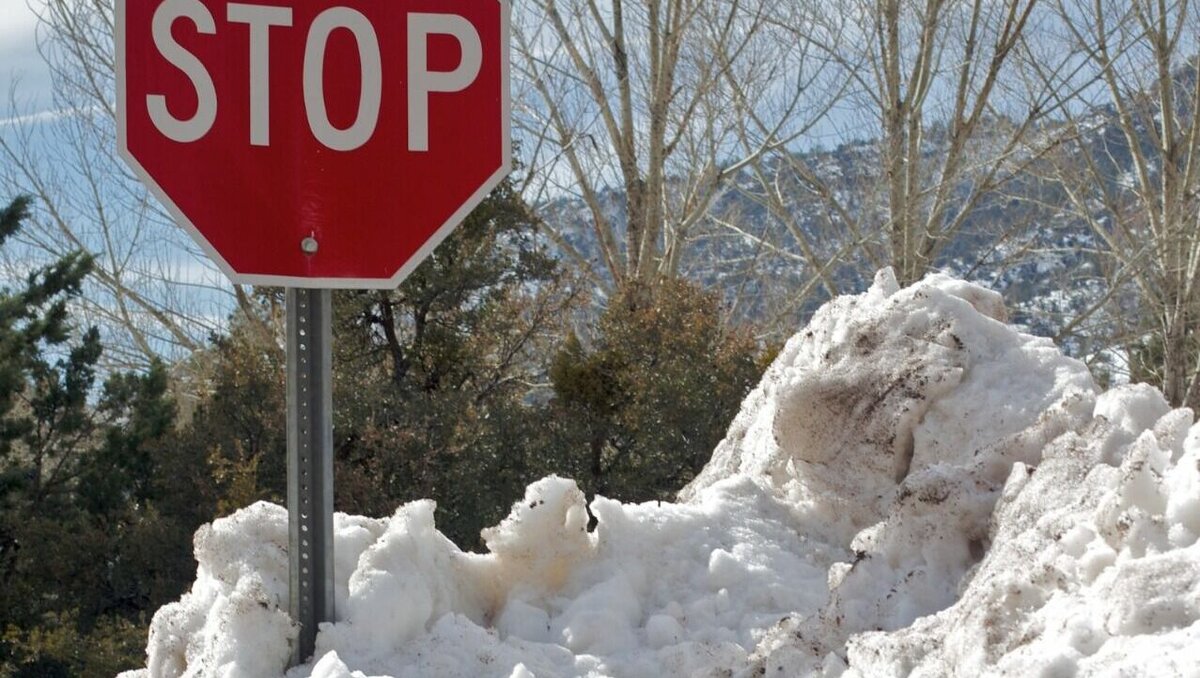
0,196 -> 181,676
332,175 -> 576,547
172,315 -> 288,518
550,279 -> 765,501
0,195 -> 98,616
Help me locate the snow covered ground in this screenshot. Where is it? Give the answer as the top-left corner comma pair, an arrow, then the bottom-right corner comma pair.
120,270 -> 1200,678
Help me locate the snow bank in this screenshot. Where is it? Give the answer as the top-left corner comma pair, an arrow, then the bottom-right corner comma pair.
121,270 -> 1200,678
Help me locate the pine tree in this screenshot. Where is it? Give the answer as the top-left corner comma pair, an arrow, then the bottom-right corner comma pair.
549,279 -> 764,501
0,195 -> 96,567
331,175 -> 576,547
0,196 -> 180,675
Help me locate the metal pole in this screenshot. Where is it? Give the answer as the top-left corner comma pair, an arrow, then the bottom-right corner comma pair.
286,288 -> 335,666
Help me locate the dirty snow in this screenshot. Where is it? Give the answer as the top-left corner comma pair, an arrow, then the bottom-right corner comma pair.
120,269 -> 1200,677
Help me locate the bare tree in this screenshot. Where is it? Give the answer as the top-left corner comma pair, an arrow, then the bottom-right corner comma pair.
734,0 -> 1087,288
1035,0 -> 1200,409
512,0 -> 837,296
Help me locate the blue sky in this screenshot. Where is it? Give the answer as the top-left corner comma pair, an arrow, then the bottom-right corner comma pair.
0,1 -> 53,118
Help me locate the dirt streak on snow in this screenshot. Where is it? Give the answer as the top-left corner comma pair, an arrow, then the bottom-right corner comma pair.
121,269 -> 1200,678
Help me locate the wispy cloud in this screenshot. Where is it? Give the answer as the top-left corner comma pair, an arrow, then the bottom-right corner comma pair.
0,107 -> 73,128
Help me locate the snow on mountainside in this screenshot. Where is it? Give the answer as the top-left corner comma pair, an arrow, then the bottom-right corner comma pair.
120,270 -> 1200,678
546,130 -> 1116,357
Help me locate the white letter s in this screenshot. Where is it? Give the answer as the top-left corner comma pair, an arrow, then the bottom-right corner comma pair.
147,0 -> 217,143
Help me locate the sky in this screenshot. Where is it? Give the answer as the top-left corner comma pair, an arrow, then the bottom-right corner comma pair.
0,0 -> 52,118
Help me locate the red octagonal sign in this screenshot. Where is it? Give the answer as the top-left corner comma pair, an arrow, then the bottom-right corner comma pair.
117,0 -> 510,288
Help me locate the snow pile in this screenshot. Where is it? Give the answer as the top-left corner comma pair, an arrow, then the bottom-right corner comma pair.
121,270 -> 1200,678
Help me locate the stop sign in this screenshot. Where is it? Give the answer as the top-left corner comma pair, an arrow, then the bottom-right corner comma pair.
117,0 -> 510,288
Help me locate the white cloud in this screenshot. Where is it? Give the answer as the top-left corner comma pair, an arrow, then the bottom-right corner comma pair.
0,106 -> 69,127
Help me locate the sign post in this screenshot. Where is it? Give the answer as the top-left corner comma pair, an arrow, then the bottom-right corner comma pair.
117,0 -> 509,665
285,287 -> 334,663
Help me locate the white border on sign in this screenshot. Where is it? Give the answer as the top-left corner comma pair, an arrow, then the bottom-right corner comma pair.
116,0 -> 513,290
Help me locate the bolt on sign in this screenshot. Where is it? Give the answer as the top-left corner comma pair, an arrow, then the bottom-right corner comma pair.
118,0 -> 511,287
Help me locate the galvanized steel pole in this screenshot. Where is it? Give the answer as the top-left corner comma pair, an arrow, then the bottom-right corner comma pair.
286,288 -> 335,666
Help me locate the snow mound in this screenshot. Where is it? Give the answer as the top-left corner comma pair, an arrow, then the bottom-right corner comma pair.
121,270 -> 1200,678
